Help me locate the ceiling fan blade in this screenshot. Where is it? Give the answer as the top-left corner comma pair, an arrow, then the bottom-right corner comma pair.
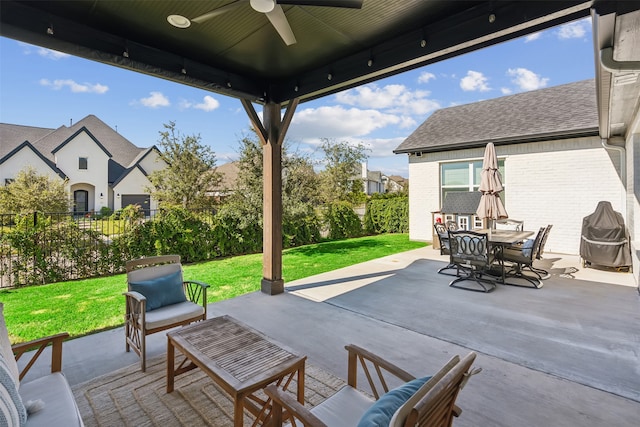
265,5 -> 297,45
277,0 -> 363,8
191,0 -> 247,23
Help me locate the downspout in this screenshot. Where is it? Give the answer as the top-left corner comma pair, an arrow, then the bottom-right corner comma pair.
601,137 -> 626,216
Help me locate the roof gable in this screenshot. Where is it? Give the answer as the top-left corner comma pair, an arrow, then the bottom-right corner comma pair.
0,140 -> 66,179
51,126 -> 112,157
395,79 -> 599,154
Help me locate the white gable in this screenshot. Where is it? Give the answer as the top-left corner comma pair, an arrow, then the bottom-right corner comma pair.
0,146 -> 62,184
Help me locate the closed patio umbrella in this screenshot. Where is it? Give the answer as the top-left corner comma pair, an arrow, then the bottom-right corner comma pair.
476,142 -> 508,225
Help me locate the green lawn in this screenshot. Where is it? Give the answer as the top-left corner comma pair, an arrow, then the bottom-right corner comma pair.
1,234 -> 426,344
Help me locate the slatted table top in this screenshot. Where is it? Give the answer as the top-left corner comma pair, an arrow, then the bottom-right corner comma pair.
168,315 -> 305,391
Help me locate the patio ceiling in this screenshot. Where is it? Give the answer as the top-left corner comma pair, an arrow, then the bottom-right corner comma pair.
1,0 -> 596,105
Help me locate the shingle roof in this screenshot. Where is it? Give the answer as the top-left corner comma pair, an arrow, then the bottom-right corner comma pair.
0,114 -> 150,184
0,123 -> 54,158
394,79 -> 599,154
441,192 -> 482,215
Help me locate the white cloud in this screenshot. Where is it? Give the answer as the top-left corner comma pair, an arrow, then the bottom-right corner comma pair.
418,72 -> 436,83
335,84 -> 440,116
139,91 -> 170,108
300,136 -> 406,160
288,105 -> 401,139
181,95 -> 220,111
525,32 -> 541,42
460,71 -> 490,92
556,18 -> 590,39
18,42 -> 69,59
500,87 -> 513,95
37,47 -> 69,60
39,78 -> 108,94
507,68 -> 549,91
194,95 -> 220,111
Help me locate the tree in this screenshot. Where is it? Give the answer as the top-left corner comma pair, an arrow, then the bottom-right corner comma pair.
227,132 -> 320,211
0,167 -> 70,214
317,138 -> 368,204
217,132 -> 321,248
147,121 -> 221,209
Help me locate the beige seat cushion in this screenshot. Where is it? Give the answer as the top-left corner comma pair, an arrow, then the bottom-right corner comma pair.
20,372 -> 84,427
310,386 -> 374,427
143,301 -> 204,330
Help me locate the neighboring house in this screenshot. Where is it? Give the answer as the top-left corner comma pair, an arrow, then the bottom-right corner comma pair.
394,79 -> 626,256
383,175 -> 407,193
0,114 -> 166,214
360,162 -> 385,195
207,161 -> 240,200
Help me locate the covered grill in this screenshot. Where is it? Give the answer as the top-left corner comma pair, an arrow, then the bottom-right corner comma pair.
580,201 -> 632,270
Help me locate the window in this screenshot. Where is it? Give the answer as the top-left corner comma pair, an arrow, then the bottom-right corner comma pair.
79,157 -> 88,170
441,159 -> 505,202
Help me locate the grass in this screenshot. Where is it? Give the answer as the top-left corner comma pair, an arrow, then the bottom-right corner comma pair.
1,234 -> 426,344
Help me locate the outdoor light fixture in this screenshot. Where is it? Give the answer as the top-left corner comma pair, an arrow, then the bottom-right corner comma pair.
367,58 -> 374,67
488,14 -> 496,23
123,49 -> 129,58
327,73 -> 333,80
100,193 -> 104,198
250,0 -> 275,13
47,25 -> 54,35
167,15 -> 191,28
420,39 -> 427,48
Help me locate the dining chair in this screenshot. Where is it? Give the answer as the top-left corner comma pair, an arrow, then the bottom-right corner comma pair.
495,219 -> 524,231
448,230 -> 497,293
530,224 -> 553,278
434,223 -> 457,276
499,227 -> 546,288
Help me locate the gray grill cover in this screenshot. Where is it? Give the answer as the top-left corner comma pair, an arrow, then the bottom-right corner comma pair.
580,201 -> 631,268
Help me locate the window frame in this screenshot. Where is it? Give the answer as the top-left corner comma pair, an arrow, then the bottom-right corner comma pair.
79,157 -> 88,170
440,158 -> 506,204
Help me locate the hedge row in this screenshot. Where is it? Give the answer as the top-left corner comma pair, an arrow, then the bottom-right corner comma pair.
0,196 -> 408,287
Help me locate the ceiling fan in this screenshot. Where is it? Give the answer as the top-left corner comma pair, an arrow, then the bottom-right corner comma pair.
167,0 -> 363,46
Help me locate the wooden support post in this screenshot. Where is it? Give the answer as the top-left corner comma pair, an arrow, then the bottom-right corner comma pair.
261,102 -> 284,294
241,99 -> 298,295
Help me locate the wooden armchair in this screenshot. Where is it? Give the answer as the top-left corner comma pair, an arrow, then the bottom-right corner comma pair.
265,345 -> 479,427
124,255 -> 209,371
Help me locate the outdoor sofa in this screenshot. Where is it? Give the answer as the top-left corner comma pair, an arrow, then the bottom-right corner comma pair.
0,303 -> 83,426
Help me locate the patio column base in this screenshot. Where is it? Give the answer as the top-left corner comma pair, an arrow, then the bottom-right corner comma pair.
261,278 -> 284,295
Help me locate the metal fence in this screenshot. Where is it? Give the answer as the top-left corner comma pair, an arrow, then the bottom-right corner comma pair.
0,209 -> 216,288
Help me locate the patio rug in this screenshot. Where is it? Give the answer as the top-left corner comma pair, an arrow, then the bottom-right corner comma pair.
71,354 -> 346,426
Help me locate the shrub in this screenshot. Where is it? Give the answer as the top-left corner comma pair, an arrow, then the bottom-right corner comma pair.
324,201 -> 362,240
364,194 -> 409,234
118,207 -> 215,263
283,202 -> 321,248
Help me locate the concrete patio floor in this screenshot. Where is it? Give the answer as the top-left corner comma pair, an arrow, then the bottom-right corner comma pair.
20,247 -> 640,426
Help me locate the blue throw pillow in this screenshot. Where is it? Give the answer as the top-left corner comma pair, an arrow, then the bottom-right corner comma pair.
521,239 -> 535,258
357,376 -> 431,427
129,270 -> 186,312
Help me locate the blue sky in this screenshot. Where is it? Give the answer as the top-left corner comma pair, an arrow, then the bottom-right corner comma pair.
0,17 -> 594,178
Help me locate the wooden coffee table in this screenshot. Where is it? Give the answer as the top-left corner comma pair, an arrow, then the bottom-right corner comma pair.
166,315 -> 306,427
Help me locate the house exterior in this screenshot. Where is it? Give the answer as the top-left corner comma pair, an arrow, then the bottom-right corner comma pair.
382,175 -> 407,193
394,79 -> 627,257
0,114 -> 165,214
